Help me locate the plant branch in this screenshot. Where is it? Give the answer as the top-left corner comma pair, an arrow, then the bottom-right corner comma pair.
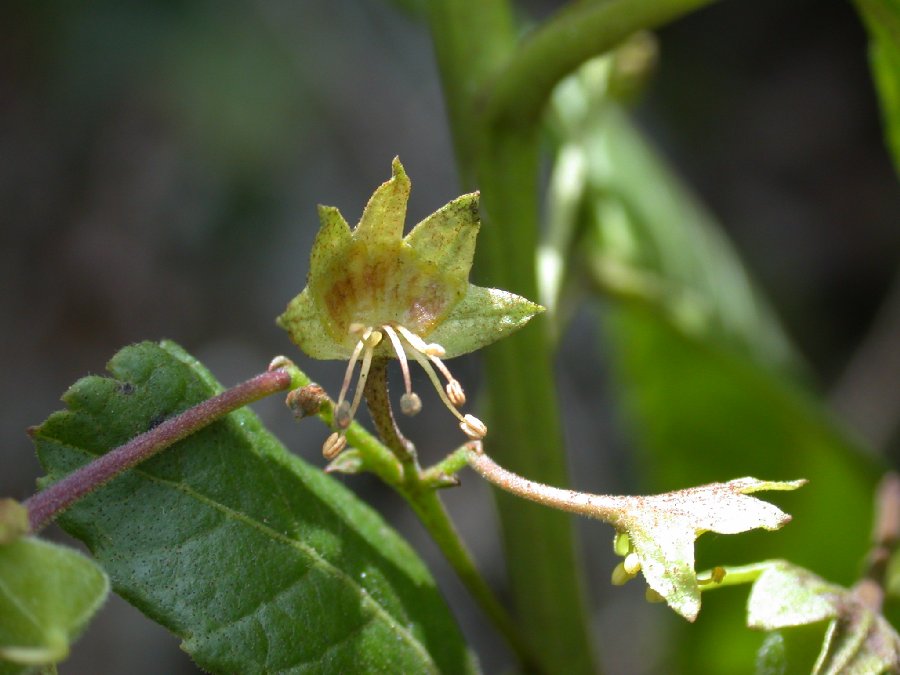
25,368 -> 294,533
481,0 -> 719,133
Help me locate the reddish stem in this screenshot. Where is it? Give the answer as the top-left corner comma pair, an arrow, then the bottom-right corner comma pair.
25,368 -> 293,533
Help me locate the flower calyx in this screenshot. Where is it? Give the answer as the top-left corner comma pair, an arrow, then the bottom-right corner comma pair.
278,158 -> 544,454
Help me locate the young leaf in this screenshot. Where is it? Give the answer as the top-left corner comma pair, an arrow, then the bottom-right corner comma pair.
748,561 -> 900,673
0,537 -> 109,672
31,341 -> 477,674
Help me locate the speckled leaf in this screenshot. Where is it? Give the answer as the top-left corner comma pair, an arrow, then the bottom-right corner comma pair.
31,341 -> 477,675
0,537 -> 108,673
748,561 -> 900,674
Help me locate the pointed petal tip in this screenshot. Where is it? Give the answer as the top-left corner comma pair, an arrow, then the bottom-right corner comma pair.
390,156 -> 407,180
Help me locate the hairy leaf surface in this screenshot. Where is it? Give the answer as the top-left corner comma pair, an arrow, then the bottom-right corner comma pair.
32,341 -> 475,674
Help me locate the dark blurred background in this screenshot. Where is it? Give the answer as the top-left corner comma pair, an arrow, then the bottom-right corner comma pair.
1,1 -> 898,673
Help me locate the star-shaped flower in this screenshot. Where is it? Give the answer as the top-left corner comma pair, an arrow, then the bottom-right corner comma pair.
278,158 -> 543,450
609,477 -> 806,621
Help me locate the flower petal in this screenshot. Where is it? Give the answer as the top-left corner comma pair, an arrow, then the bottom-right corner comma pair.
277,288 -> 349,360
309,205 -> 352,284
427,286 -> 545,358
354,156 -> 410,245
626,521 -> 701,621
405,192 -> 480,282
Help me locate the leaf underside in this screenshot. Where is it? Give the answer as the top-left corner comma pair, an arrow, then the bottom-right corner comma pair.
32,341 -> 475,675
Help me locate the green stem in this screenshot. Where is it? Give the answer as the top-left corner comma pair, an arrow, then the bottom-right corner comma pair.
429,2 -> 596,671
481,0 -> 720,133
359,359 -> 537,669
407,489 -> 542,673
429,1 -> 720,671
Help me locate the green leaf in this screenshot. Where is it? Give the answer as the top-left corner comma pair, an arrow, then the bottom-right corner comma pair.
748,561 -> 900,673
31,341 -> 476,674
854,0 -> 900,177
0,537 -> 108,672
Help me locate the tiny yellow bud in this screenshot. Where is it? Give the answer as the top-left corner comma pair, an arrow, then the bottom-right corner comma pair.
623,552 -> 642,576
613,531 -> 632,557
645,588 -> 665,604
611,561 -> 635,586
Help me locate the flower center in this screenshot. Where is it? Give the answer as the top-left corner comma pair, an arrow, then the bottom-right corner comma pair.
323,321 -> 487,457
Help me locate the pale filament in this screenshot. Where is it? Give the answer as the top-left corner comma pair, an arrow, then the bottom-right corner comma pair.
345,330 -> 382,428
331,321 -> 485,443
336,331 -> 369,411
381,325 -> 413,398
393,324 -> 466,403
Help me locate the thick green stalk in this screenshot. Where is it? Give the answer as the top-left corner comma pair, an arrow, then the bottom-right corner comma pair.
428,3 -> 596,673
428,0 -> 719,672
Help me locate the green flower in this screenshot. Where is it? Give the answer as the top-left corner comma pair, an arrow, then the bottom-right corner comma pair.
608,477 -> 806,621
278,158 -> 543,446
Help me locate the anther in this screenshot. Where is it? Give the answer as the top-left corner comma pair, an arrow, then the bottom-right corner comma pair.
322,432 -> 347,460
623,553 -> 642,575
445,379 -> 466,407
334,401 -> 352,429
460,414 -> 487,440
424,343 -> 446,357
400,392 -> 422,416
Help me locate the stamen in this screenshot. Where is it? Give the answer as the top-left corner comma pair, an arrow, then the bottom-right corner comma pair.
382,325 -> 415,399
334,401 -> 352,429
322,432 -> 347,459
400,392 -> 422,415
460,414 -> 487,440
345,329 -> 382,427
394,324 -> 430,353
336,333 -> 368,411
394,324 -> 467,407
445,379 -> 466,407
404,343 -> 469,424
424,343 -> 445,357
